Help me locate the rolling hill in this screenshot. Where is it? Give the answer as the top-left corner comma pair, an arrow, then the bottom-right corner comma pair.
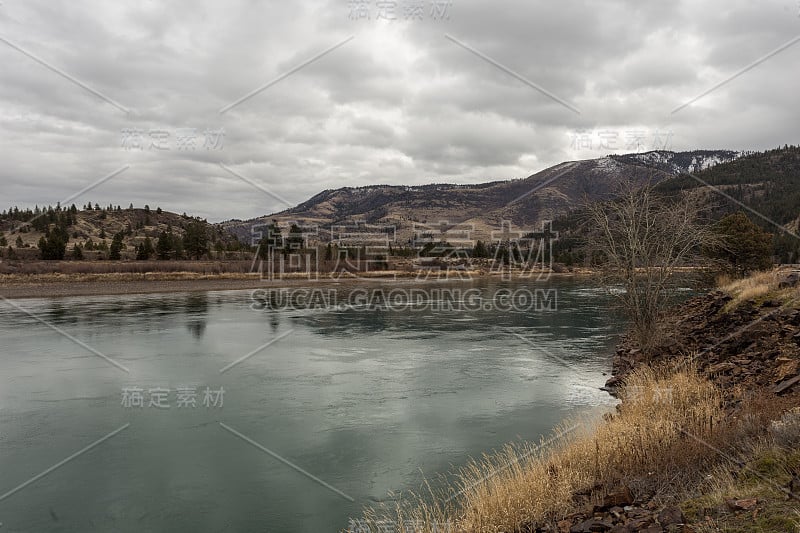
0,205 -> 238,260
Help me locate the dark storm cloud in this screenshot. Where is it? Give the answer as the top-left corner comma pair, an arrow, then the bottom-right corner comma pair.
1,0 -> 798,221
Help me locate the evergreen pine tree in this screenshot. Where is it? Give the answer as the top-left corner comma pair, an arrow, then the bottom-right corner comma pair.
109,232 -> 125,260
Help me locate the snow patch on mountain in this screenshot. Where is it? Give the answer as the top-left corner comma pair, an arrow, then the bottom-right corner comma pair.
625,150 -> 740,175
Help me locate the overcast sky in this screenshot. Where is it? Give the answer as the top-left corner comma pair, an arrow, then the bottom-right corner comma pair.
1,0 -> 799,222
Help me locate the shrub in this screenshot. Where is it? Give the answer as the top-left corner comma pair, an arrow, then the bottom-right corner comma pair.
136,237 -> 155,260
707,212 -> 773,277
71,243 -> 84,260
769,407 -> 800,448
109,232 -> 125,260
38,226 -> 68,260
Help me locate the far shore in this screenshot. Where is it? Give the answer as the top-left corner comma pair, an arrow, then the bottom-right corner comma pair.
0,269 -> 598,299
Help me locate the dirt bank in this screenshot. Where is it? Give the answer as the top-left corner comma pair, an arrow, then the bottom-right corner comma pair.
0,269 -> 597,299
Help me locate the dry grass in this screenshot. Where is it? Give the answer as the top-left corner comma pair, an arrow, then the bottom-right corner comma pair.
353,365 -> 725,532
720,268 -> 800,311
769,407 -> 800,448
715,272 -> 734,288
721,269 -> 780,300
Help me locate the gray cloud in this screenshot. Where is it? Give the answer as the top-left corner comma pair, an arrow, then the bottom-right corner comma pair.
1,0 -> 798,222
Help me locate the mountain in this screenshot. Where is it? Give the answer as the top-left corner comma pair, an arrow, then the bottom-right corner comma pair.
8,147 -> 798,263
551,145 -> 800,265
656,146 -> 800,225
221,150 -> 740,244
654,145 -> 800,263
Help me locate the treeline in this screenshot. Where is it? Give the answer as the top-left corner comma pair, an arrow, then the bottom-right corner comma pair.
1,204 -> 78,233
550,208 -> 779,271
0,203 -> 250,261
550,145 -> 800,266
656,145 -> 800,223
656,145 -> 800,263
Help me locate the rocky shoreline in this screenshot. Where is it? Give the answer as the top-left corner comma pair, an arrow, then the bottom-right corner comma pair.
605,285 -> 800,406
554,277 -> 800,533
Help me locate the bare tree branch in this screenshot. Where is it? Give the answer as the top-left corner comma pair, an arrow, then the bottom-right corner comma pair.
584,179 -> 717,352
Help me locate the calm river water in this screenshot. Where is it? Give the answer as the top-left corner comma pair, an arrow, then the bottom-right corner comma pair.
0,278 -> 624,532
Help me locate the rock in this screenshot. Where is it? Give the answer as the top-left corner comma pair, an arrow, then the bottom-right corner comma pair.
778,271 -> 800,289
657,505 -> 684,527
725,498 -> 758,511
775,359 -> 799,382
707,362 -> 736,374
584,502 -> 604,516
786,471 -> 799,499
773,374 -> 800,395
625,517 -> 654,530
602,486 -> 634,508
558,518 -> 574,532
570,518 -> 613,532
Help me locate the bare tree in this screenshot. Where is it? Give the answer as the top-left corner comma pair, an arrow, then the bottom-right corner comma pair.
585,180 -> 716,352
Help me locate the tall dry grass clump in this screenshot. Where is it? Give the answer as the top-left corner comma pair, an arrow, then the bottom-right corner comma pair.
719,267 -> 800,310
353,366 -> 722,532
721,268 -> 781,300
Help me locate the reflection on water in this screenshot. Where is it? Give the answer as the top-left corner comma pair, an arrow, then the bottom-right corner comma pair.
0,279 -> 626,532
184,293 -> 209,339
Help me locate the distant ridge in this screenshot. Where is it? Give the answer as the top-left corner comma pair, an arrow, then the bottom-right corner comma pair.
220,150 -> 741,243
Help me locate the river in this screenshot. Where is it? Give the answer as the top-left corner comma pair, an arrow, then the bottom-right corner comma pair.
0,278 -> 624,531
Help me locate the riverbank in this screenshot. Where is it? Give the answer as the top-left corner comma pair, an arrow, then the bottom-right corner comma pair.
0,268 -> 597,299
351,268 -> 800,532
0,274 -> 271,299
592,268 -> 800,532
606,268 -> 800,405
